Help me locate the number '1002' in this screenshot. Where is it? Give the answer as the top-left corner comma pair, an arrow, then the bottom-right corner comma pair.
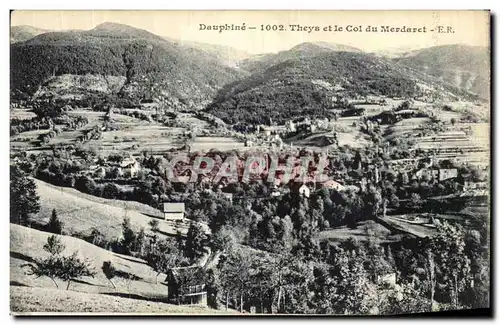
261,25 -> 285,31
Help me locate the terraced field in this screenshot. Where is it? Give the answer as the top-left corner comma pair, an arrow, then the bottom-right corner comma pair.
11,108 -> 245,157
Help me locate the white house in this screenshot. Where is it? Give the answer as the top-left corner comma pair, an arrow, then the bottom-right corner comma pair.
163,203 -> 185,220
121,158 -> 140,178
376,272 -> 397,287
93,166 -> 106,179
438,168 -> 458,181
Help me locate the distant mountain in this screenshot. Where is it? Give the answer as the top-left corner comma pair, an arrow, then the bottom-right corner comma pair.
10,25 -> 51,43
371,46 -> 418,59
10,22 -> 244,107
240,41 -> 363,72
207,51 -> 464,125
394,44 -> 490,99
164,38 -> 251,69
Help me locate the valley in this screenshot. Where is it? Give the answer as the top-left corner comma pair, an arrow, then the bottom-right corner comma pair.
9,19 -> 491,316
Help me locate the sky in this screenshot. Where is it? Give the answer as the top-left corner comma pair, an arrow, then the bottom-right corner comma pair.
11,10 -> 490,54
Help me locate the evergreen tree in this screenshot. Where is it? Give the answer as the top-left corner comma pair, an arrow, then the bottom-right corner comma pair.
120,217 -> 136,255
10,165 -> 40,225
46,208 -> 63,234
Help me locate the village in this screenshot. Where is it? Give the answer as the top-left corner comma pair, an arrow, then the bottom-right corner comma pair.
9,12 -> 491,315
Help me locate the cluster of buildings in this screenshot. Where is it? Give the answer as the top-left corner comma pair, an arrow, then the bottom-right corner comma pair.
89,156 -> 141,179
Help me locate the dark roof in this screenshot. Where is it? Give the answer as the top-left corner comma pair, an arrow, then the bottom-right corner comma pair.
167,265 -> 206,286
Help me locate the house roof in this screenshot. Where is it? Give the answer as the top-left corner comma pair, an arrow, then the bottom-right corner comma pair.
167,265 -> 206,287
163,203 -> 185,213
323,180 -> 345,189
120,158 -> 138,168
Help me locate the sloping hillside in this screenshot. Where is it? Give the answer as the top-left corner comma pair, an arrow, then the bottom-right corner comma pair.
30,178 -> 209,241
207,51 -> 435,125
11,223 -> 158,287
165,38 -> 251,69
11,286 -> 236,314
395,45 -> 490,99
10,225 -> 235,314
10,25 -> 51,43
240,41 -> 362,72
10,22 -> 243,106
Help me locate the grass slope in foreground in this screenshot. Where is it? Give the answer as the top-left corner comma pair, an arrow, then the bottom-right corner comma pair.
11,286 -> 237,314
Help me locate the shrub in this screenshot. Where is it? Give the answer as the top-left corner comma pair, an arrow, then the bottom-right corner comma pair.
102,261 -> 117,289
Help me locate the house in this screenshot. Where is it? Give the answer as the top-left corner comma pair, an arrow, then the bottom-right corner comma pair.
166,266 -> 207,305
271,191 -> 281,197
414,168 -> 439,181
322,180 -> 346,192
163,203 -> 185,220
286,120 -> 296,132
463,180 -> 488,191
93,166 -> 106,178
221,192 -> 233,204
298,184 -> 311,198
376,272 -> 397,287
438,168 -> 458,181
120,157 -> 140,178
415,168 -> 458,182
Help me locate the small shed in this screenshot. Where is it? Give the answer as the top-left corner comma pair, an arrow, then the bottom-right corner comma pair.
163,203 -> 185,220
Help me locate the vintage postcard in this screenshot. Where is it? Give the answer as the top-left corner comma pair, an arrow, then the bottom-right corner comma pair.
9,10 -> 491,316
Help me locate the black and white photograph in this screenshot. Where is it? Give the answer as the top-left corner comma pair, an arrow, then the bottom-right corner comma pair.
8,10 -> 491,316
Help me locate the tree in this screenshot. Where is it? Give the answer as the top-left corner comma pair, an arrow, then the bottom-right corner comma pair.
218,248 -> 253,312
102,261 -> 116,289
148,219 -> 160,233
406,193 -> 423,211
210,226 -> 235,253
331,250 -> 377,315
59,252 -> 96,290
46,208 -> 63,234
24,235 -> 96,290
10,165 -> 40,225
450,118 -> 457,126
430,223 -> 472,309
102,183 -> 119,199
120,217 -> 136,255
43,234 -> 65,255
363,185 -> 383,218
144,238 -> 185,283
185,222 -> 207,262
425,250 -> 436,312
389,193 -> 400,209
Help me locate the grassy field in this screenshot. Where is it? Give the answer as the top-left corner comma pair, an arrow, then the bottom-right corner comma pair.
382,216 -> 437,238
10,286 -> 230,314
10,224 -> 237,315
10,108 -> 37,120
317,220 -> 404,243
11,224 -> 166,295
11,108 -> 245,157
31,178 -> 209,240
